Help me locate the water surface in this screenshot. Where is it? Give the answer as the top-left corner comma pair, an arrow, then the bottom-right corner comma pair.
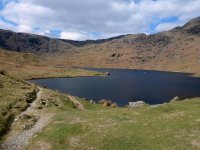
31,68 -> 200,106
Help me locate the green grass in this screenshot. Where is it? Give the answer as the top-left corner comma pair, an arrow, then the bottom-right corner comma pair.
0,73 -> 37,137
27,98 -> 200,150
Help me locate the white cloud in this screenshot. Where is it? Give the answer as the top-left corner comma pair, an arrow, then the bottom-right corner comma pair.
155,22 -> 181,32
1,1 -> 55,27
0,0 -> 200,40
60,32 -> 86,40
111,1 -> 136,11
16,24 -> 33,33
60,31 -> 104,40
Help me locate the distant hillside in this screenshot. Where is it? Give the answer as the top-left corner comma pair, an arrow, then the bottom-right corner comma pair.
0,16 -> 200,74
0,29 -> 125,53
0,29 -> 73,53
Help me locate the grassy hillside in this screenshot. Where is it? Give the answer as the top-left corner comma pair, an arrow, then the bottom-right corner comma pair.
0,50 -> 105,142
0,72 -> 37,136
43,31 -> 200,75
0,49 -> 105,80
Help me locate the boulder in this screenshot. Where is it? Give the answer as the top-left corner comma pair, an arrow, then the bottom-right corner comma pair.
111,103 -> 118,108
106,72 -> 111,76
21,118 -> 37,130
0,70 -> 6,75
129,101 -> 146,108
99,99 -> 116,107
19,114 -> 32,120
170,96 -> 181,102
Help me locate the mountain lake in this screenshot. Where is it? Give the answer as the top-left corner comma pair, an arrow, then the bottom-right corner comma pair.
31,68 -> 200,106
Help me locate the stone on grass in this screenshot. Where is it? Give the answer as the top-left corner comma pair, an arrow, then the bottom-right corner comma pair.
170,96 -> 181,102
19,114 -> 32,120
21,118 -> 37,130
99,99 -> 112,106
98,99 -> 118,107
111,103 -> 118,108
129,101 -> 146,108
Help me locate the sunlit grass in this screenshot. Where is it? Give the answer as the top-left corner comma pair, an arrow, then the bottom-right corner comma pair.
27,97 -> 200,150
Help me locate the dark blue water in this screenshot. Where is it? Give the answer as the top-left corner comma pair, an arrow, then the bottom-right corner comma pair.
31,68 -> 200,106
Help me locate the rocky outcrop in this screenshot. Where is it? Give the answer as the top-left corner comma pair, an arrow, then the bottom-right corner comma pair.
182,16 -> 200,35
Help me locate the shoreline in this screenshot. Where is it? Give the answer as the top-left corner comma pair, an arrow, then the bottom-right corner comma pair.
28,73 -> 107,80
25,66 -> 200,81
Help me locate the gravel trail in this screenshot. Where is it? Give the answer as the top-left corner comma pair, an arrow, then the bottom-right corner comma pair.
0,88 -> 53,150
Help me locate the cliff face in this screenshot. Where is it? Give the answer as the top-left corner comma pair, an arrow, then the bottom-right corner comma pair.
0,17 -> 200,73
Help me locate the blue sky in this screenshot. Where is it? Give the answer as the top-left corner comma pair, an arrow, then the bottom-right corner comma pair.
0,3 -> 3,10
0,0 -> 200,40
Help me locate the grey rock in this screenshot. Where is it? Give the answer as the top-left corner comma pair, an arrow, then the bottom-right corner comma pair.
129,101 -> 146,108
21,118 -> 37,130
19,114 -> 32,120
170,96 -> 181,102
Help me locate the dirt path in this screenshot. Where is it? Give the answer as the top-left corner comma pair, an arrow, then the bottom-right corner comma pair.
0,88 -> 53,150
68,95 -> 84,110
